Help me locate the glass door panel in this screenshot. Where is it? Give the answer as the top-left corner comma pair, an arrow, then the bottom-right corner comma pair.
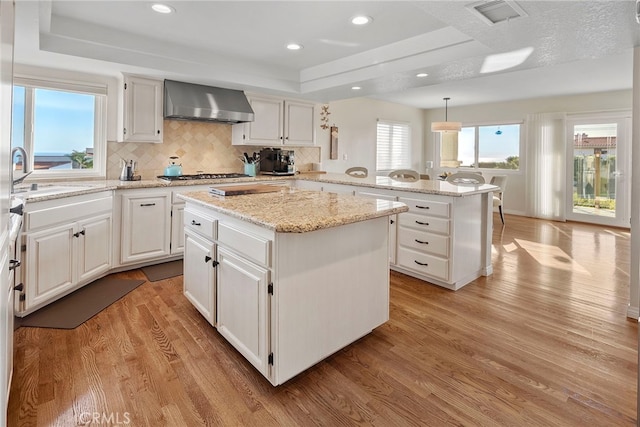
566,117 -> 629,227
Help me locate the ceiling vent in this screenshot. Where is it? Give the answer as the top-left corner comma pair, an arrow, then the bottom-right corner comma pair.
467,0 -> 528,25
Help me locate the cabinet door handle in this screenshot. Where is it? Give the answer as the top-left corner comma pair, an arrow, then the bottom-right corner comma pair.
191,220 -> 201,226
415,220 -> 429,226
140,203 -> 156,207
415,205 -> 430,210
9,259 -> 20,270
414,260 -> 428,266
73,229 -> 86,238
204,255 -> 211,263
390,219 -> 395,224
415,239 -> 429,245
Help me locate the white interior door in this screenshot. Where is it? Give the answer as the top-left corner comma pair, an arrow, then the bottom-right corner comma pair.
566,114 -> 631,227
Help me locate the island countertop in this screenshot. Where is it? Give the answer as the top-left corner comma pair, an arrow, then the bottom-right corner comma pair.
297,173 -> 498,196
178,187 -> 408,233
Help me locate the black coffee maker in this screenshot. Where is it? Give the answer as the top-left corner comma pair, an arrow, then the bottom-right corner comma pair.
259,148 -> 295,175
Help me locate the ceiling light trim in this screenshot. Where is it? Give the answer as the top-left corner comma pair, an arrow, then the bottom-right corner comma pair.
466,0 -> 527,26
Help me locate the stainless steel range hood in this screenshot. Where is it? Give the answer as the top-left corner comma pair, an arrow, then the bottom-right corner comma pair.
163,79 -> 254,123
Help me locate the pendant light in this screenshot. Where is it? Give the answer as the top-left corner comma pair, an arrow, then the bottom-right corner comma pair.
431,97 -> 462,133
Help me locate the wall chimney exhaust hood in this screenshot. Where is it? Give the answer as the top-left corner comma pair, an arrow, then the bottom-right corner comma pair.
163,79 -> 254,123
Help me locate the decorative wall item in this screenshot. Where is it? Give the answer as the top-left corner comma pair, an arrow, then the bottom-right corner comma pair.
330,126 -> 339,160
320,104 -> 331,130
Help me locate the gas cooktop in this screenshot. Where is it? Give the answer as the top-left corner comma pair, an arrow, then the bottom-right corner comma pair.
157,173 -> 249,181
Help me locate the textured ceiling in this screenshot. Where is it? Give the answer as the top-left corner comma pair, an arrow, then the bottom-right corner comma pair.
13,0 -> 640,108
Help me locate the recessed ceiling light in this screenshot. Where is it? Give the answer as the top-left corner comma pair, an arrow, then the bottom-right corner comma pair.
351,15 -> 372,25
286,43 -> 303,51
151,3 -> 174,14
351,86 -> 361,90
416,73 -> 429,78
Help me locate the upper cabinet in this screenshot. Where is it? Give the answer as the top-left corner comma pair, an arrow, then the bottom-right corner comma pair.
122,74 -> 163,143
232,95 -> 316,146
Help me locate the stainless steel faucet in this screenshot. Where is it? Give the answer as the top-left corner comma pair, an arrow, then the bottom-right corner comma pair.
10,146 -> 31,193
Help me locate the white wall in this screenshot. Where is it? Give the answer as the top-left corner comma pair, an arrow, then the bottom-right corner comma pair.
315,98 -> 425,175
424,90 -> 633,216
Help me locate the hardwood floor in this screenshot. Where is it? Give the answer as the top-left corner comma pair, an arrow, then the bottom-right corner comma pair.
8,214 -> 637,426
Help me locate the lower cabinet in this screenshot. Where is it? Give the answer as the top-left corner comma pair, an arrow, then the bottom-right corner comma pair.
120,191 -> 171,264
183,228 -> 215,325
170,204 -> 185,254
20,193 -> 113,315
182,203 -> 272,378
216,247 -> 270,375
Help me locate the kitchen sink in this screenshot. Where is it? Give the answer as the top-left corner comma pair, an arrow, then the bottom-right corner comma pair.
12,184 -> 97,198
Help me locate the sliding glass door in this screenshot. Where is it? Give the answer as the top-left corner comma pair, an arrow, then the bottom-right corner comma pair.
566,114 -> 630,227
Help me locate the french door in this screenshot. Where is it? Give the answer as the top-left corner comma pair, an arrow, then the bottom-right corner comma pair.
565,114 -> 631,227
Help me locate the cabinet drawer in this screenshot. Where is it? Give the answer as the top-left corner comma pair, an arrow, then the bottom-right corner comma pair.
398,227 -> 449,257
398,197 -> 450,218
397,247 -> 449,281
218,223 -> 271,267
184,209 -> 217,240
26,195 -> 112,231
398,212 -> 450,235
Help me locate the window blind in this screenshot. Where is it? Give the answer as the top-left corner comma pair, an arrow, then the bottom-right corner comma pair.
376,120 -> 411,172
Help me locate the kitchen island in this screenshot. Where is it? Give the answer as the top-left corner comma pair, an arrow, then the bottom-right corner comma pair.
178,187 -> 408,385
295,173 -> 498,290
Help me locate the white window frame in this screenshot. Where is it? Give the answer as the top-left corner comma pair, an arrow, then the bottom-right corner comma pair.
13,76 -> 107,179
439,120 -> 522,172
376,119 -> 411,174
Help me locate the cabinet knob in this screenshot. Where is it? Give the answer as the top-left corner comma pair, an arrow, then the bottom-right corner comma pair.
204,255 -> 211,263
390,219 -> 394,224
157,130 -> 161,135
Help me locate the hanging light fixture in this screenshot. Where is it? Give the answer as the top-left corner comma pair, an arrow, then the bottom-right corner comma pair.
431,97 -> 462,133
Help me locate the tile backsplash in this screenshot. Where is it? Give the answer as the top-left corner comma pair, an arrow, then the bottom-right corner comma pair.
107,120 -> 321,179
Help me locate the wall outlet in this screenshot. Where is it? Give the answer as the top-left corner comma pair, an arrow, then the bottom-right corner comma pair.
425,161 -> 434,169
343,153 -> 348,160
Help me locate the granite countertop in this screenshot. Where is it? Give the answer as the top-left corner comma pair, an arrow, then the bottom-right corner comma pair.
11,175 -> 287,203
298,173 -> 498,196
12,171 -> 496,203
178,187 -> 409,233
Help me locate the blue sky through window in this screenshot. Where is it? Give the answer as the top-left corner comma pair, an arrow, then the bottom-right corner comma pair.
12,86 -> 95,155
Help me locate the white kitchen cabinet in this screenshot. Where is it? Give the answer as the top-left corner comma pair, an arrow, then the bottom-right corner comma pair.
20,193 -> 113,315
181,195 -> 391,386
171,204 -> 185,255
25,223 -> 75,308
77,214 -> 112,283
216,247 -> 270,375
120,191 -> 171,264
183,227 -> 216,325
232,95 -> 315,146
122,74 -> 163,143
320,182 -> 356,195
283,100 -> 315,146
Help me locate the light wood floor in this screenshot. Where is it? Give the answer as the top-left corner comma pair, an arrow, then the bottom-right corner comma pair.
8,214 -> 637,426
